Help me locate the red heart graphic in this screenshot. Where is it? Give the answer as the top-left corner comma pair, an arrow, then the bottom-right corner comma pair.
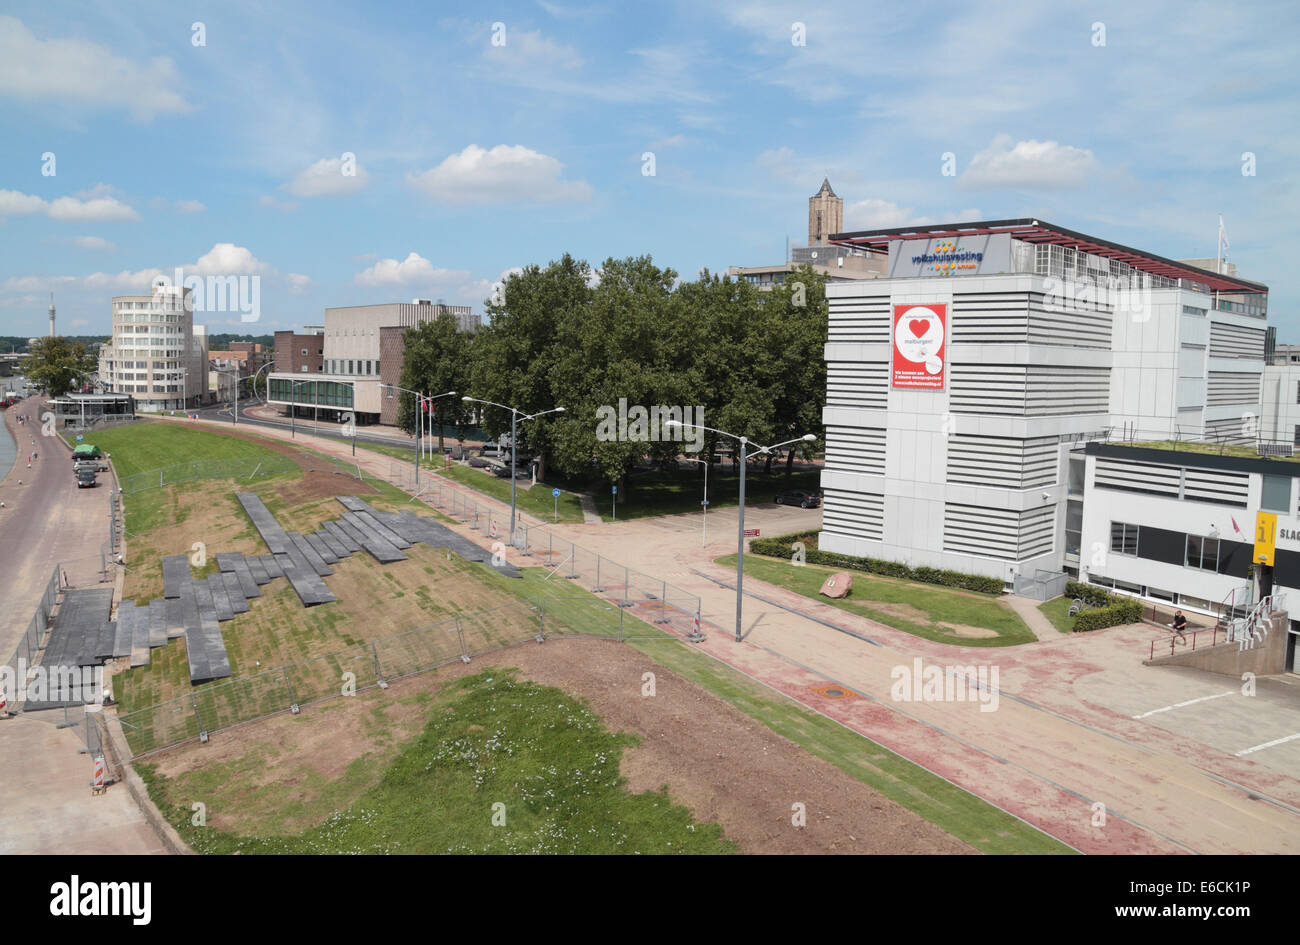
907,319 -> 928,338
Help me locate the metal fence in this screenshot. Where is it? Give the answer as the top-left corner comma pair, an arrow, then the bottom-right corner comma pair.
384,462 -> 703,640
113,592 -> 673,759
2,564 -> 62,705
117,456 -> 300,495
1013,569 -> 1070,602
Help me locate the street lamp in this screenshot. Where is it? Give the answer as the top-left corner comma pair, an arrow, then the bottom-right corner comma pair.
680,456 -> 710,546
288,378 -> 314,440
665,421 -> 816,642
461,396 -> 564,543
242,359 -> 277,421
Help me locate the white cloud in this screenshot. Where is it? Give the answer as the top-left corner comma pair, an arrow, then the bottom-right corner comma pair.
0,189 -> 46,216
46,195 -> 140,222
72,236 -> 115,251
354,252 -> 471,287
286,156 -> 370,197
0,188 -> 139,222
287,273 -> 313,295
483,28 -> 584,70
191,243 -> 273,276
959,135 -> 1099,190
175,200 -> 206,213
844,198 -> 982,230
0,15 -> 190,119
489,267 -> 526,306
258,195 -> 299,212
408,145 -> 592,204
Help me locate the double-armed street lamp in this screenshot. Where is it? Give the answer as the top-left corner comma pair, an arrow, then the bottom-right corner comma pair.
382,386 -> 457,488
665,420 -> 816,642
460,396 -> 564,544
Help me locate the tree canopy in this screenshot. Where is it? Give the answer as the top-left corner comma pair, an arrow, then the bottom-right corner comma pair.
20,336 -> 99,398
399,255 -> 828,494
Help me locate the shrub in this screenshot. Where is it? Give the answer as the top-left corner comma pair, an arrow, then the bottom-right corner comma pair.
1067,584 -> 1143,632
748,532 -> 1004,595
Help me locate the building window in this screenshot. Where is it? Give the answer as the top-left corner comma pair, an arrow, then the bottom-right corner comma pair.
1294,424 -> 1300,447
1186,535 -> 1219,571
1262,474 -> 1291,512
300,365 -> 308,373
1110,521 -> 1139,556
301,347 -> 308,356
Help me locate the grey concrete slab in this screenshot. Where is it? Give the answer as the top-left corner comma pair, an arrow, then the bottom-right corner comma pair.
42,587 -> 112,668
339,513 -> 408,563
162,555 -> 190,599
316,527 -> 350,559
207,574 -> 235,621
304,532 -> 339,565
165,597 -> 185,638
148,599 -> 167,648
289,532 -> 333,576
277,548 -> 338,606
191,579 -> 231,681
259,554 -> 284,579
178,581 -> 209,684
236,493 -> 294,555
245,555 -> 271,585
334,517 -> 372,548
394,510 -> 521,578
129,604 -> 151,668
324,520 -> 362,553
221,571 -> 250,614
228,555 -> 261,598
352,510 -> 411,549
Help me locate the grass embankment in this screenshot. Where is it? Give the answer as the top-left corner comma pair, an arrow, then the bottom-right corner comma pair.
114,422 -> 1070,853
717,553 -> 1036,647
139,670 -> 735,854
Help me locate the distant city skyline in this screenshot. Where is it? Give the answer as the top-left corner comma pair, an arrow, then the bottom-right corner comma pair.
1,1 -> 1295,337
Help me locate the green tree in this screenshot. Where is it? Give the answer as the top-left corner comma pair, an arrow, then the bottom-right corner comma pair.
21,337 -> 98,399
469,254 -> 593,479
760,264 -> 827,478
398,313 -> 474,455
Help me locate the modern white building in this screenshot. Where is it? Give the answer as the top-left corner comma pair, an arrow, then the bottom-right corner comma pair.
817,219 -> 1270,586
99,280 -> 209,411
1077,440 -> 1300,672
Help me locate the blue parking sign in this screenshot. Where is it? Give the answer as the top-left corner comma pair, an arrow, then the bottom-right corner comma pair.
552,488 -> 560,498
612,485 -> 617,494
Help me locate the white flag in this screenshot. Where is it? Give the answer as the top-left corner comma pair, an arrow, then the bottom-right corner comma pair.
1219,215 -> 1229,254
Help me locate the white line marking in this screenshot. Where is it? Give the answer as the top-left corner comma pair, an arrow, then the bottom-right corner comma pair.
1132,691 -> 1234,719
1237,732 -> 1300,756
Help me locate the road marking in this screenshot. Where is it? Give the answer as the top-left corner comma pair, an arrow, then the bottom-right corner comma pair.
1237,732 -> 1300,756
1131,691 -> 1234,719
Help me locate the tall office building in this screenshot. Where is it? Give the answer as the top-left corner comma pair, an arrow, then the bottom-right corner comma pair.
99,280 -> 208,411
817,219 -> 1269,585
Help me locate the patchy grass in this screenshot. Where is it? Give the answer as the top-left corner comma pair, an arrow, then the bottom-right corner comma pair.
138,670 -> 736,854
1038,596 -> 1076,635
717,553 -> 1036,647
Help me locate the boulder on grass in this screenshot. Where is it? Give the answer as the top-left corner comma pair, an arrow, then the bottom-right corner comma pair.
819,571 -> 852,599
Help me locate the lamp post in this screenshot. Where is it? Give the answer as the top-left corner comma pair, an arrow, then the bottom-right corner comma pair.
666,421 -> 816,642
461,396 -> 564,544
240,359 -> 276,424
680,456 -> 710,546
382,383 -> 426,487
288,378 -> 314,440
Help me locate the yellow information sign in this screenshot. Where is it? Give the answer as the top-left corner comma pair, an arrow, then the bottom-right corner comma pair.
1255,512 -> 1277,566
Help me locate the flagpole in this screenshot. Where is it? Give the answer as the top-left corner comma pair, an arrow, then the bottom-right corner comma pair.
1217,213 -> 1223,275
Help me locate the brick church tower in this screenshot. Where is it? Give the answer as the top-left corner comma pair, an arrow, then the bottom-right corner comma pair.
808,178 -> 842,246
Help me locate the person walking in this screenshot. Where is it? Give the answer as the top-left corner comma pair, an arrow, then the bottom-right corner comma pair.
1172,609 -> 1188,643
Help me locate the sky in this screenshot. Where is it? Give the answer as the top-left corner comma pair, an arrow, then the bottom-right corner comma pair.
0,0 -> 1297,339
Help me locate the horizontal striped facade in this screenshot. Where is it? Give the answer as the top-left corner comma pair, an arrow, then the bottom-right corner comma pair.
949,364 -> 1110,416
947,434 -> 1059,488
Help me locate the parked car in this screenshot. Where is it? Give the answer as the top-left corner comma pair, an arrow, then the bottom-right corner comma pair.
773,488 -> 821,508
75,466 -> 97,488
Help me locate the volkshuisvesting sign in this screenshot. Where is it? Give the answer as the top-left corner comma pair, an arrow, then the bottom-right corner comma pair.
892,303 -> 946,389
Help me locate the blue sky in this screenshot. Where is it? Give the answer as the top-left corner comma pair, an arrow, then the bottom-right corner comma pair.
1,0 -> 1296,339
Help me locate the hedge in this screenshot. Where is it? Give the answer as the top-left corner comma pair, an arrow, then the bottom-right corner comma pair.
1065,580 -> 1144,632
748,532 -> 1005,595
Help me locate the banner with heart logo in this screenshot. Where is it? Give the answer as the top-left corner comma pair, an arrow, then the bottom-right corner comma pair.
891,303 -> 946,389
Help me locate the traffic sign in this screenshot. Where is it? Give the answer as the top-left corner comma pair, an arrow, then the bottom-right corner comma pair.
552,488 -> 561,498
612,485 -> 618,494
75,434 -> 84,442
744,528 -> 760,537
